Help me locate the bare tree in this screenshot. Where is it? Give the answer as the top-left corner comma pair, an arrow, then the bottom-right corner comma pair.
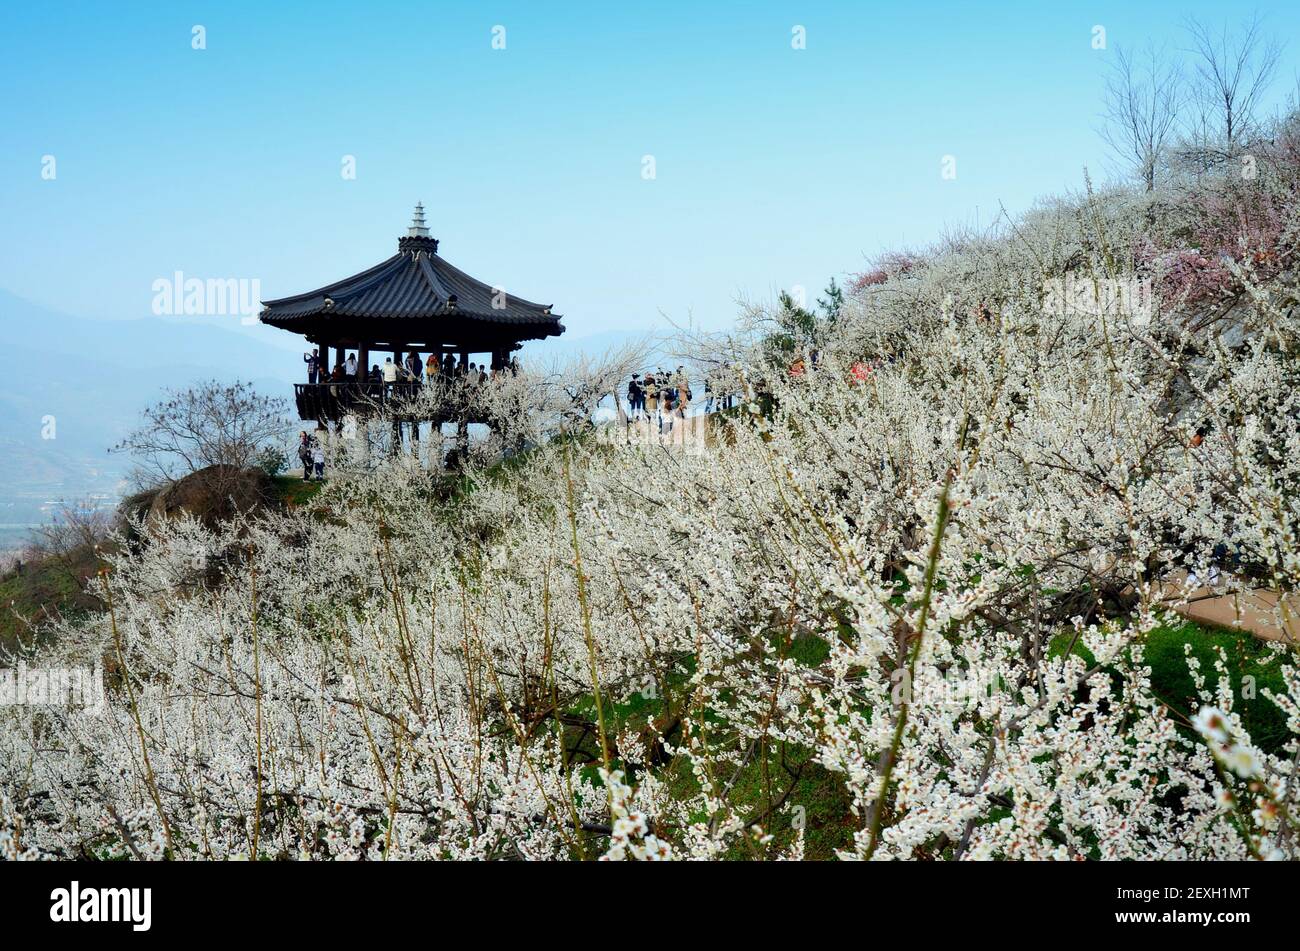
26,500 -> 115,564
3,501 -> 118,641
1102,43 -> 1181,192
1183,14 -> 1283,161
112,380 -> 292,485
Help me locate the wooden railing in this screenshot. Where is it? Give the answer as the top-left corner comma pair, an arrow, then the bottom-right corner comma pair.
293,381 -> 491,423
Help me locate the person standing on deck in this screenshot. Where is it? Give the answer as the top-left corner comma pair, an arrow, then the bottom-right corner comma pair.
405,351 -> 423,384
382,357 -> 399,395
303,349 -> 320,384
345,352 -> 358,379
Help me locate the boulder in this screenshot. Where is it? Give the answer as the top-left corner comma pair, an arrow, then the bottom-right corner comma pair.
144,465 -> 280,532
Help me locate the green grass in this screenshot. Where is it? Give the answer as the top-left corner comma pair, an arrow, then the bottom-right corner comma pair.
658,741 -> 855,859
272,475 -> 324,508
1050,619 -> 1292,755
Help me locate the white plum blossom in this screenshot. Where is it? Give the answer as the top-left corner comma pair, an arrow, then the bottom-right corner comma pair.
3,126 -> 1300,861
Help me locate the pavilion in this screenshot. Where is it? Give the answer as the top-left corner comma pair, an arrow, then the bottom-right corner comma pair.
259,203 -> 564,429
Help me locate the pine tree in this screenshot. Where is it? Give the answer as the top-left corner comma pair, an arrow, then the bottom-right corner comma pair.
817,277 -> 844,322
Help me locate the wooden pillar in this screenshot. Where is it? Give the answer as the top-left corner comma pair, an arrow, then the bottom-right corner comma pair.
428,420 -> 443,470
357,344 -> 369,382
334,345 -> 345,375
318,342 -> 331,377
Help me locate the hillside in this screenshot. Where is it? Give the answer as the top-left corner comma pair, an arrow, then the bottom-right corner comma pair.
2,120 -> 1299,861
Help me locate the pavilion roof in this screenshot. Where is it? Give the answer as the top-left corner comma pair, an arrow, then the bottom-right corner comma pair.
259,204 -> 563,341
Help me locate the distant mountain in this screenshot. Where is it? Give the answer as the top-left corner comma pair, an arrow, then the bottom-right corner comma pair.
526,327 -> 679,368
0,289 -> 303,544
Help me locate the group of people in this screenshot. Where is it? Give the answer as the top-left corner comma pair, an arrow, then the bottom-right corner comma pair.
627,366 -> 738,423
627,367 -> 689,423
620,354 -> 879,432
304,348 -> 517,391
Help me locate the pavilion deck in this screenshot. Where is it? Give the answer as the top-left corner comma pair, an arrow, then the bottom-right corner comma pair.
294,381 -> 496,425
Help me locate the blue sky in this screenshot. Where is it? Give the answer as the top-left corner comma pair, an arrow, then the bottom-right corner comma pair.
2,1 -> 1297,348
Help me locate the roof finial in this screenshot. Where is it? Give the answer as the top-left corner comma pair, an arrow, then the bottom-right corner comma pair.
408,201 -> 430,238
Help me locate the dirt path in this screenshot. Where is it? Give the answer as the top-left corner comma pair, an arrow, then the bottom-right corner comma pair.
1163,572 -> 1299,644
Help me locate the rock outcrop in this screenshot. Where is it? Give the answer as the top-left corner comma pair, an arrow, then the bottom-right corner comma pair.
121,465 -> 280,536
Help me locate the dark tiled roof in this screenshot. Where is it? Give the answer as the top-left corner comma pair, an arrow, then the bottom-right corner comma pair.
260,235 -> 562,331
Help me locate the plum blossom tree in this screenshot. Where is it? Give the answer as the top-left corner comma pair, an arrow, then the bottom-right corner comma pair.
3,108 -> 1300,864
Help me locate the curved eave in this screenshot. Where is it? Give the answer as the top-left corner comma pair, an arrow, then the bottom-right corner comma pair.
259,308 -> 563,327
258,310 -> 565,339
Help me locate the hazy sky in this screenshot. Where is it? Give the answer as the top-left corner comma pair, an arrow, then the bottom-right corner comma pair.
2,1 -> 1297,347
